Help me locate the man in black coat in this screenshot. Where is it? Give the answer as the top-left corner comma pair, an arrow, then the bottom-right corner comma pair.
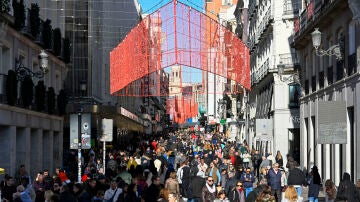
225,171 -> 237,196
142,175 -> 161,202
188,167 -> 205,202
245,184 -> 268,202
251,150 -> 262,179
287,164 -> 306,197
59,184 -> 77,202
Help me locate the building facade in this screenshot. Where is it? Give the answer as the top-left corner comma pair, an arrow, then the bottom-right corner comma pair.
247,0 -> 301,162
0,9 -> 67,177
292,0 -> 360,184
64,0 -> 148,145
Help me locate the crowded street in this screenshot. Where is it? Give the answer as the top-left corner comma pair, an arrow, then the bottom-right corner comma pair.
1,0 -> 360,201
1,129 -> 359,201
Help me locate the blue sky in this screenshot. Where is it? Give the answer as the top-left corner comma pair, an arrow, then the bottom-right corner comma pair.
138,0 -> 204,83
139,0 -> 204,14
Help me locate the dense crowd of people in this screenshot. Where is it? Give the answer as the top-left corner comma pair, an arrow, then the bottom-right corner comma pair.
1,129 -> 359,202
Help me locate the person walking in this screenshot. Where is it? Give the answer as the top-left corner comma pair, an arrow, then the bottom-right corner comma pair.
324,179 -> 336,202
188,167 -> 205,202
308,166 -> 321,202
201,176 -> 217,202
104,181 -> 122,202
240,167 -> 255,198
227,181 -> 245,202
165,171 -> 180,195
142,176 -> 161,202
251,151 -> 261,179
336,172 -> 360,202
225,171 -> 237,197
207,162 -> 221,187
275,151 -> 283,168
241,152 -> 251,169
287,162 -> 306,198
214,189 -> 230,202
283,185 -> 303,202
267,163 -> 282,202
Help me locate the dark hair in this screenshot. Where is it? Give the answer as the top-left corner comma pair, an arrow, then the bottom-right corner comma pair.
50,194 -> 60,202
217,189 -> 226,198
151,175 -> 159,182
74,183 -> 83,190
128,184 -> 137,193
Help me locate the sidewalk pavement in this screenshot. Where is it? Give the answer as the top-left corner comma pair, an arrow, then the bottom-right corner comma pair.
301,186 -> 326,202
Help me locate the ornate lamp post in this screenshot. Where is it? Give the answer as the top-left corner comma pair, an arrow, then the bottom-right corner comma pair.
15,50 -> 48,80
311,28 -> 342,60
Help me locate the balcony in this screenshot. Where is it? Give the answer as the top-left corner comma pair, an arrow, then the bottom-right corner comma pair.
251,58 -> 270,86
283,0 -> 300,17
0,72 -> 66,115
279,53 -> 299,68
249,8 -> 273,51
258,8 -> 273,38
292,0 -> 346,48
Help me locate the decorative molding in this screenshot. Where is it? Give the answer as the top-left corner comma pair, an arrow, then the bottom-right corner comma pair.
348,0 -> 360,24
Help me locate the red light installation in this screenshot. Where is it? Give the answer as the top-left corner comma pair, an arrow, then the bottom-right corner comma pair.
110,0 -> 250,123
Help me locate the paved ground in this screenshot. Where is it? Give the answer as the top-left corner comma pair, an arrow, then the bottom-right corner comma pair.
301,186 -> 326,201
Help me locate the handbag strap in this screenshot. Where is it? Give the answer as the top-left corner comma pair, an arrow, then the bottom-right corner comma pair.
110,188 -> 118,200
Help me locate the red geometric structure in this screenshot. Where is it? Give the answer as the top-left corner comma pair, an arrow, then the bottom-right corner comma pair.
166,96 -> 198,124
110,0 -> 250,97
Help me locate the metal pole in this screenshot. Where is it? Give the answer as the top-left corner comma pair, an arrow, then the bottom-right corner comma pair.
103,141 -> 106,175
245,91 -> 249,143
78,112 -> 82,183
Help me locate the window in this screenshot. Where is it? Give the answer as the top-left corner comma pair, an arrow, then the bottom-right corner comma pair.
283,0 -> 300,15
289,84 -> 301,108
327,66 -> 333,85
0,46 -> 10,74
348,21 -> 356,75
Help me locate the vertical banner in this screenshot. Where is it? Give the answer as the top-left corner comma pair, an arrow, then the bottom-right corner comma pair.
100,118 -> 113,142
81,114 -> 91,149
70,113 -> 92,149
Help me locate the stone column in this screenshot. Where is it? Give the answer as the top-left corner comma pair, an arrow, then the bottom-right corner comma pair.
0,126 -> 16,176
30,129 -> 43,178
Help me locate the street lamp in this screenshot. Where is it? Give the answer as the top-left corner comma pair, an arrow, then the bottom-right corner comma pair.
80,80 -> 87,96
311,28 -> 342,60
15,50 -> 49,81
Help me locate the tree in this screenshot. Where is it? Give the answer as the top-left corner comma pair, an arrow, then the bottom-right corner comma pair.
53,28 -> 61,56
12,0 -> 25,31
5,70 -> 17,106
42,19 -> 52,49
0,0 -> 10,13
35,80 -> 46,111
63,37 -> 71,63
47,87 -> 55,114
29,3 -> 40,38
20,75 -> 34,108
